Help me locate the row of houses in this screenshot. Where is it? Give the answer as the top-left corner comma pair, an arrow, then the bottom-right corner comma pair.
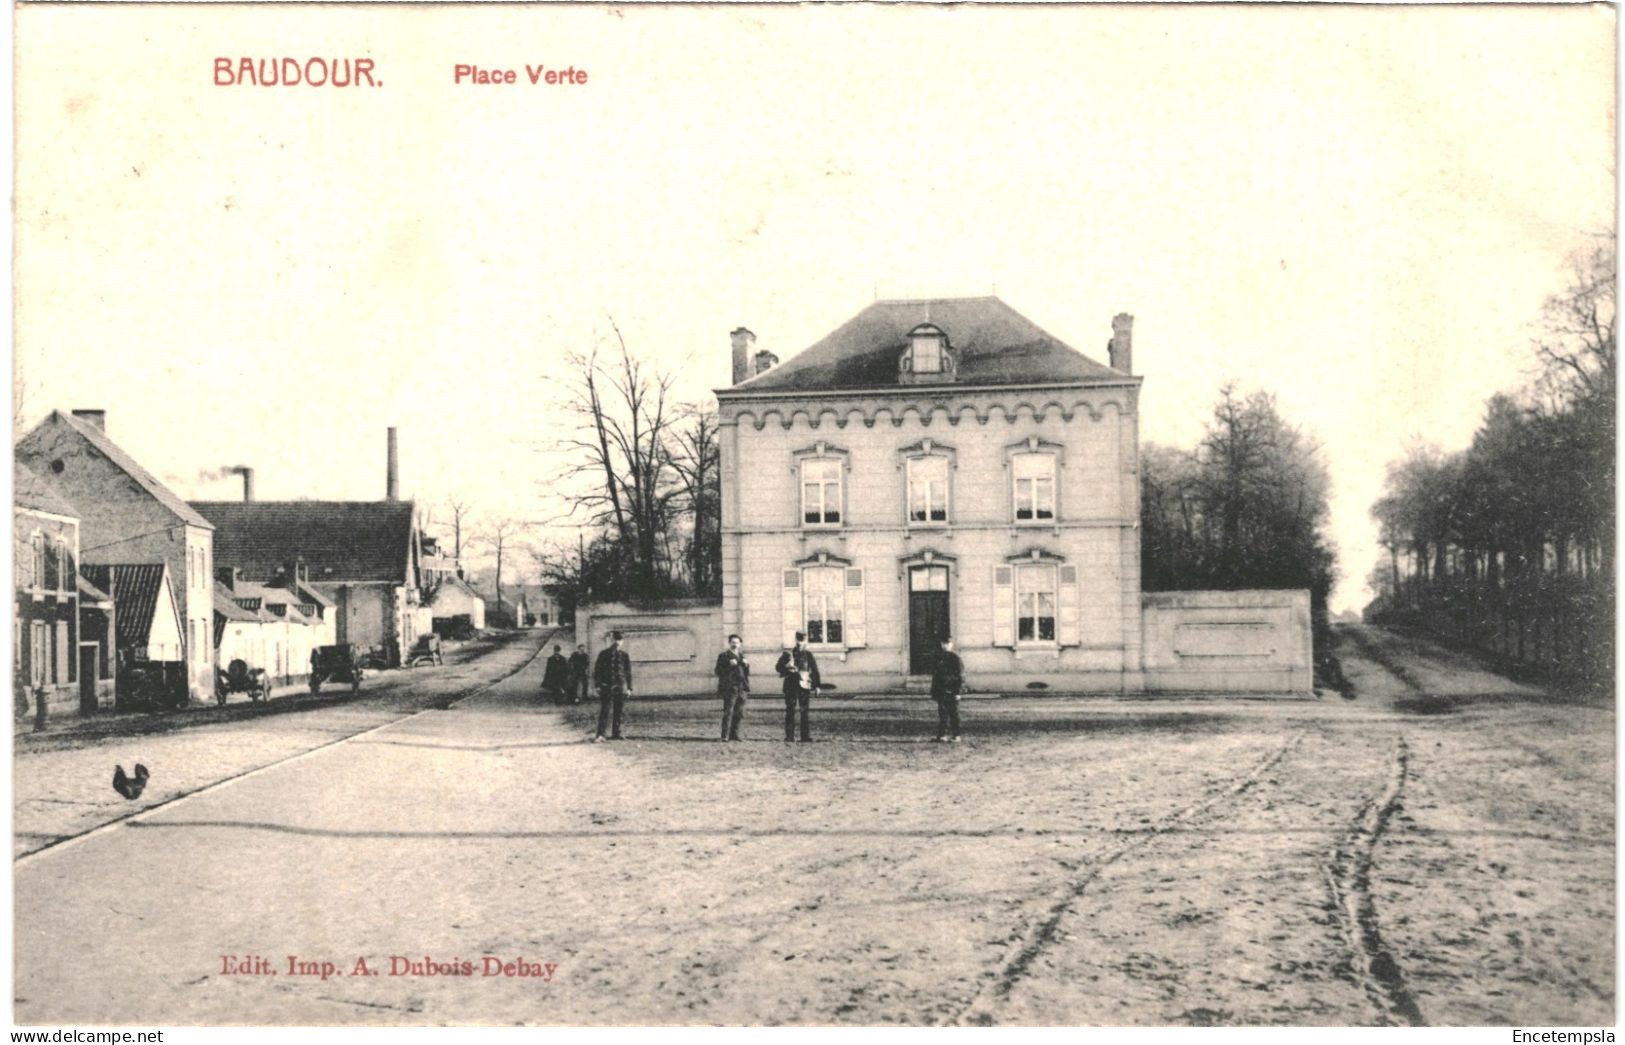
14,413 -> 544,717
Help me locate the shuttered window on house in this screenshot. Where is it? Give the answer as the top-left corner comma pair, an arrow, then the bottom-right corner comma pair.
42,539 -> 59,592
992,567 -> 1015,647
996,563 -> 1082,648
780,570 -> 802,646
54,621 -> 70,683
844,568 -> 866,647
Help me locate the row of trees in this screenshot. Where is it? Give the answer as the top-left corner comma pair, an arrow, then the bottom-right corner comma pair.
1141,384 -> 1339,669
1366,233 -> 1614,687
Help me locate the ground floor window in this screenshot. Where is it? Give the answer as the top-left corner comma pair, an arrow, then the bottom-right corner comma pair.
782,564 -> 867,648
1016,564 -> 1057,642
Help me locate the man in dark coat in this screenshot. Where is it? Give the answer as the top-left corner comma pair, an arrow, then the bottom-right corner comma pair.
774,631 -> 821,743
592,631 -> 633,742
930,636 -> 964,742
714,634 -> 750,742
541,644 -> 568,701
567,644 -> 591,705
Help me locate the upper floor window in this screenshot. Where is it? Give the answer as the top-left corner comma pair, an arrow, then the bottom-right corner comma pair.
30,533 -> 45,591
801,458 -> 843,526
42,537 -> 60,592
57,539 -> 74,593
907,455 -> 949,524
1013,453 -> 1056,522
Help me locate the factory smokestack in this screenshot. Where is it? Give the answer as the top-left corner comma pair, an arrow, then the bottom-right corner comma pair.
386,427 -> 399,501
234,466 -> 255,502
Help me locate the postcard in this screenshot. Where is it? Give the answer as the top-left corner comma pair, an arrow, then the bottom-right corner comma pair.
10,1 -> 1616,1031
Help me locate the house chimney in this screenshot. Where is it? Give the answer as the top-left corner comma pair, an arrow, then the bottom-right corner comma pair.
753,349 -> 779,376
215,565 -> 238,591
71,409 -> 106,432
386,427 -> 399,501
730,328 -> 756,385
233,466 -> 255,502
1109,313 -> 1134,373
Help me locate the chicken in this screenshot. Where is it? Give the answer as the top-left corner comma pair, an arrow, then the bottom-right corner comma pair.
112,763 -> 149,801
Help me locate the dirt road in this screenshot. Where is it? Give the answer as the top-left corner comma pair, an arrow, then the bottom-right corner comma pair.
12,624 -> 1612,1026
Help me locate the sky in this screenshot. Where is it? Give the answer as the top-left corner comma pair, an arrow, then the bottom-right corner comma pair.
13,3 -> 1616,611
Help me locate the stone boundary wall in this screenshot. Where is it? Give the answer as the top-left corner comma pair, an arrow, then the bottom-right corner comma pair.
1141,589 -> 1313,694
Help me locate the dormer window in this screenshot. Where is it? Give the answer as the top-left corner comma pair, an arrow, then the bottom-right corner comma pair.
899,324 -> 955,384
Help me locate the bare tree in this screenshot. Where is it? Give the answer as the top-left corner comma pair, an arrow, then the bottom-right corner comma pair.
474,517 -> 524,615
555,318 -> 685,597
669,406 -> 723,596
445,496 -> 472,561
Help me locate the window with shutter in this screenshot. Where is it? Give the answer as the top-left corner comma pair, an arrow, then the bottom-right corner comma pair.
1016,564 -> 1058,644
803,566 -> 845,645
54,621 -> 69,683
992,566 -> 1015,647
781,570 -> 802,646
1058,565 -> 1080,646
844,568 -> 866,647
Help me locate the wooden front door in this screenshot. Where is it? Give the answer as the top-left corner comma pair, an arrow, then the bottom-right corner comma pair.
79,646 -> 98,714
908,565 -> 951,674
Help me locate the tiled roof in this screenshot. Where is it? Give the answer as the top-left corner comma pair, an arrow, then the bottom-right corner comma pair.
213,582 -> 269,624
14,462 -> 80,518
718,297 -> 1127,395
189,501 -> 416,584
81,563 -> 173,649
18,412 -> 214,529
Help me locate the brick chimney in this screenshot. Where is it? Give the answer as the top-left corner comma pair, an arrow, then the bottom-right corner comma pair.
730,328 -> 756,385
1109,313 -> 1134,373
233,466 -> 255,502
386,427 -> 399,501
753,349 -> 778,376
71,409 -> 106,432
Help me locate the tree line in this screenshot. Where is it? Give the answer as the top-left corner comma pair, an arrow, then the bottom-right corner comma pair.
1366,233 -> 1614,688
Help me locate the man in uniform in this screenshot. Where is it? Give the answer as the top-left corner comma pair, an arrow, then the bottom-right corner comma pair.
714,633 -> 750,742
592,631 -> 633,742
775,631 -> 821,743
930,635 -> 964,742
567,643 -> 591,704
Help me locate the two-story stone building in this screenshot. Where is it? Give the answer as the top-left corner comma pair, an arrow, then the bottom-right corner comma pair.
716,297 -> 1149,692
17,410 -> 217,701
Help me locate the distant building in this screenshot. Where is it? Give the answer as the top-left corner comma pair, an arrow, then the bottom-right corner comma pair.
17,410 -> 217,700
190,500 -> 427,666
213,568 -> 333,685
426,574 -> 486,631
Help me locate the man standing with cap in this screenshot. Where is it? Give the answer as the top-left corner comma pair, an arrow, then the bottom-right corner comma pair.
714,634 -> 750,741
775,631 -> 821,743
593,631 -> 633,742
930,635 -> 964,742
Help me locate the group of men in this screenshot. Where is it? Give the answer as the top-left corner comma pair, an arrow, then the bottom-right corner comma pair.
543,630 -> 967,743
